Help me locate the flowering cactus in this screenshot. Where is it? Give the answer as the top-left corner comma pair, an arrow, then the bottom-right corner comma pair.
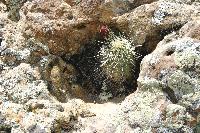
98,31 -> 137,82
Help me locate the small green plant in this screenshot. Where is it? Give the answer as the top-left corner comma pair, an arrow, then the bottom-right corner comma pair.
98,31 -> 138,82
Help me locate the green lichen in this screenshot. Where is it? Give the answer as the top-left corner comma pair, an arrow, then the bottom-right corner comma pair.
174,39 -> 200,74
137,77 -> 164,92
167,70 -> 197,95
165,104 -> 192,129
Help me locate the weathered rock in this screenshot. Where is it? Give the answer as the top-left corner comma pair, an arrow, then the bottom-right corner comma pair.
0,63 -> 55,103
127,0 -> 159,9
114,1 -> 200,53
21,0 -> 151,56
1,0 -> 27,21
0,99 -> 93,132
138,36 -> 200,131
20,0 -> 98,56
38,55 -> 87,102
0,0 -> 200,132
162,0 -> 195,4
179,19 -> 200,40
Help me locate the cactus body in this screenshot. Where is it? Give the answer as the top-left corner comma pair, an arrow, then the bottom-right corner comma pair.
98,32 -> 137,82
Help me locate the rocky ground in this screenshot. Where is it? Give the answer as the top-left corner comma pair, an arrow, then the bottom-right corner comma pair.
0,0 -> 200,132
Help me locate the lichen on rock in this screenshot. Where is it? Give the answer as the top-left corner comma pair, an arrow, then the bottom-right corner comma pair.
1,0 -> 200,132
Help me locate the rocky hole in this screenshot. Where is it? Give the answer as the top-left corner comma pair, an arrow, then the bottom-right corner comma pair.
60,28 -> 148,103
165,48 -> 175,56
47,21 -> 183,104
47,23 -> 182,103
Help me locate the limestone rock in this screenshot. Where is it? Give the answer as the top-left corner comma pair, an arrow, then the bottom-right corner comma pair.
21,0 -> 98,56
0,63 -> 55,103
2,0 -> 27,21
0,0 -> 200,132
179,19 -> 200,40
114,1 -> 200,53
138,36 -> 200,131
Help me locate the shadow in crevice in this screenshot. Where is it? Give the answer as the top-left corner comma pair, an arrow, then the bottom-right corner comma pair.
66,31 -> 140,103
61,23 -> 184,104
144,23 -> 184,55
162,86 -> 178,104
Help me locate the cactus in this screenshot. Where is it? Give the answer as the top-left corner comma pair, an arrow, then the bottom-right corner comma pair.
98,31 -> 137,82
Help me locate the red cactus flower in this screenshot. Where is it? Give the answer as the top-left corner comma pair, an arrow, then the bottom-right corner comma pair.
99,25 -> 109,38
